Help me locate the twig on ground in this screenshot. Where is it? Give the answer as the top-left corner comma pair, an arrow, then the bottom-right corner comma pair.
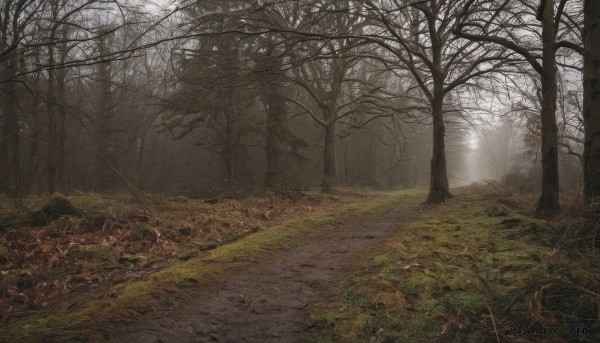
486,302 -> 500,343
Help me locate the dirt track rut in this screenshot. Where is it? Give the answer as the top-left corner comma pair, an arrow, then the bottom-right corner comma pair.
104,206 -> 417,343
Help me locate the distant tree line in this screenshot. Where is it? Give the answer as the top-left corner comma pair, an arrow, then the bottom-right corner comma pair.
0,0 -> 596,218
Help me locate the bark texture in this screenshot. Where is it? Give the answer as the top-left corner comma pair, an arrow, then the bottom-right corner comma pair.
584,0 -> 600,206
425,8 -> 451,204
426,92 -> 451,204
320,59 -> 345,194
263,55 -> 286,189
46,43 -> 58,194
94,34 -> 116,192
322,123 -> 336,193
0,51 -> 22,205
534,0 -> 560,218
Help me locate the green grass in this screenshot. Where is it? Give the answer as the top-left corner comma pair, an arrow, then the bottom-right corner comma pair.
0,190 -> 425,342
309,194 -> 600,343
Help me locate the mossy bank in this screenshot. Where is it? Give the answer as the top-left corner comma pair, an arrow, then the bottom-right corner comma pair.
309,194 -> 600,343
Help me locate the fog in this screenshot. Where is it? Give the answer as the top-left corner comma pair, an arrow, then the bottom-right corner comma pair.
1,1 -> 598,340
0,0 -> 585,206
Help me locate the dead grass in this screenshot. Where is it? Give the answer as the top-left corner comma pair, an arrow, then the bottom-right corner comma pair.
0,189 -> 374,324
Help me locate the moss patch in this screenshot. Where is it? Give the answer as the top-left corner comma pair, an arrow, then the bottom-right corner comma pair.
309,194 -> 600,343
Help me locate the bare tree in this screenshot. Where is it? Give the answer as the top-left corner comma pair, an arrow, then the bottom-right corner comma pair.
352,0 -> 510,203
0,1 -> 45,206
286,42 -> 416,192
287,43 -> 358,193
454,0 -> 583,217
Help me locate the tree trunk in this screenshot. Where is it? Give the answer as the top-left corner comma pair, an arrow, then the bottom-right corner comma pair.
265,104 -> 278,188
46,43 -> 58,194
57,68 -> 67,191
583,0 -> 600,206
57,30 -> 68,192
535,0 -> 560,218
321,123 -> 336,193
95,34 -> 115,192
425,8 -> 451,204
426,90 -> 451,204
224,144 -> 233,187
0,52 -> 21,205
264,74 -> 285,188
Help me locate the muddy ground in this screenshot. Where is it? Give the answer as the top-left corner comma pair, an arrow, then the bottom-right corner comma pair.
102,206 -> 419,342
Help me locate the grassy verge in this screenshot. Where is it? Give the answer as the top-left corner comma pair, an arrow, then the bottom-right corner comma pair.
0,190 -> 425,342
309,194 -> 600,343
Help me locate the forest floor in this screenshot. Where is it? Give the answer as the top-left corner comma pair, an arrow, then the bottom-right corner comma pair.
0,190 -> 599,342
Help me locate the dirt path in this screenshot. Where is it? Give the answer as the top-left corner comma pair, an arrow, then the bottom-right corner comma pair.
103,206 -> 418,343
